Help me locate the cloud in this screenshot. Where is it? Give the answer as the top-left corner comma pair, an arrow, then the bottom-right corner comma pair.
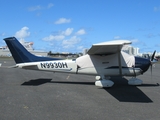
131,39 -> 139,43
77,46 -> 85,51
146,33 -> 155,38
76,29 -> 86,35
47,3 -> 54,9
28,5 -> 42,11
42,28 -> 85,51
130,39 -> 146,47
42,28 -> 74,41
28,3 -> 54,11
1,32 -> 5,36
114,36 -> 121,39
154,6 -> 160,12
36,12 -> 41,16
61,28 -> 74,36
43,35 -> 65,41
155,44 -> 160,47
62,36 -> 81,48
15,27 -> 30,39
54,18 -> 71,24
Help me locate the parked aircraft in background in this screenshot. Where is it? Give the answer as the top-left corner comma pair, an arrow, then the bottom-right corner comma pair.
4,37 -> 156,88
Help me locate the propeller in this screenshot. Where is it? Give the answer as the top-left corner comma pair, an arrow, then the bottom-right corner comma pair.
150,50 -> 156,76
151,50 -> 156,62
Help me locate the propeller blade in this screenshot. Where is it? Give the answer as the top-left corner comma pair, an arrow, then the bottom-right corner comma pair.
150,64 -> 152,76
151,50 -> 156,61
150,50 -> 156,80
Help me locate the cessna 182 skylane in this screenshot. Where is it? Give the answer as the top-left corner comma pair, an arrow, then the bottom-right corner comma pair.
4,37 -> 156,88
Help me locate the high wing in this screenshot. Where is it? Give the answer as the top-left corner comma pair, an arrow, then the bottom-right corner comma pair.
87,40 -> 132,55
87,40 -> 132,76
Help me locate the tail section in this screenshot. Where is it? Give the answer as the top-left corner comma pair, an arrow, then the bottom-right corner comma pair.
4,37 -> 61,64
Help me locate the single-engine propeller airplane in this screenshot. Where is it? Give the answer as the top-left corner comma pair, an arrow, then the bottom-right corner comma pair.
4,37 -> 156,88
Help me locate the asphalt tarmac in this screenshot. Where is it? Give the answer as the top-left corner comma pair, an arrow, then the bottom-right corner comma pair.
0,59 -> 160,120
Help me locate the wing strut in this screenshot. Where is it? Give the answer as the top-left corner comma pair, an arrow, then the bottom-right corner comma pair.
118,46 -> 122,76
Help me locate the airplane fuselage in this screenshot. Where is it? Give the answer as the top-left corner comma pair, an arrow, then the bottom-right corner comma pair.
16,56 -> 150,77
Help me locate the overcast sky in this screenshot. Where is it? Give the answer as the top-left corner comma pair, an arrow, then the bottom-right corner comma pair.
0,0 -> 160,53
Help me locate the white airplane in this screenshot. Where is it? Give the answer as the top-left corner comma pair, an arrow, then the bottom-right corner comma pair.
4,37 -> 156,88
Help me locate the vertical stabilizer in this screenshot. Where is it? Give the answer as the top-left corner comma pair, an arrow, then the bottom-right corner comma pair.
4,37 -> 61,64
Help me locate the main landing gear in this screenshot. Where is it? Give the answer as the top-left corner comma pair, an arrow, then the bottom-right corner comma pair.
94,76 -> 143,88
128,66 -> 143,85
95,76 -> 114,88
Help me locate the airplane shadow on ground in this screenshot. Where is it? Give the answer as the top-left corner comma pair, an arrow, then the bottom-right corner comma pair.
21,78 -> 94,86
21,78 -> 52,86
21,77 -> 159,103
105,77 -> 159,103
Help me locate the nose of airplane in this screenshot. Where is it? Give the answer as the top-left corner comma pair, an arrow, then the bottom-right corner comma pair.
135,51 -> 157,74
135,57 -> 151,73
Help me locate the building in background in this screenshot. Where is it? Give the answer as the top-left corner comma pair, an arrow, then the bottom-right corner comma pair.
122,45 -> 160,58
83,48 -> 89,55
0,40 -> 48,57
122,45 -> 140,56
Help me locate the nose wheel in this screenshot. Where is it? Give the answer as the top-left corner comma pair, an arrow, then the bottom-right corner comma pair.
128,66 -> 143,85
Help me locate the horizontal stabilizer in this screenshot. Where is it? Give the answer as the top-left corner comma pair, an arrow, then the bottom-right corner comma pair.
8,65 -> 19,68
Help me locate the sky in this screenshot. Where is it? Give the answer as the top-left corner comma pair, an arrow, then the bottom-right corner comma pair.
0,0 -> 160,53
